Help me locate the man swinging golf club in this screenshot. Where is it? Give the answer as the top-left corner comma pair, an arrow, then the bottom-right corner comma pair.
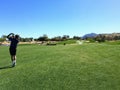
7,33 -> 19,67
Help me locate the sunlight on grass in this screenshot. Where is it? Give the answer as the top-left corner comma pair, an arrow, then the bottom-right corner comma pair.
0,44 -> 120,90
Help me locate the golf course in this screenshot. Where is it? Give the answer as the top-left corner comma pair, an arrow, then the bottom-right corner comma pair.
0,42 -> 120,90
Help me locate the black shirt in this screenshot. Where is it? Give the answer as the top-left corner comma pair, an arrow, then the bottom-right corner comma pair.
9,37 -> 19,49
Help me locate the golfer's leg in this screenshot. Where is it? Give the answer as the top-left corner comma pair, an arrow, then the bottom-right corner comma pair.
11,55 -> 14,66
13,55 -> 16,65
13,55 -> 16,60
11,55 -> 13,61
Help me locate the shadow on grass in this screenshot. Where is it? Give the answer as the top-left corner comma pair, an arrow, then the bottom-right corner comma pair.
0,65 -> 13,70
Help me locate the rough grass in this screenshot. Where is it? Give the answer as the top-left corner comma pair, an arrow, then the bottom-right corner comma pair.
0,44 -> 120,90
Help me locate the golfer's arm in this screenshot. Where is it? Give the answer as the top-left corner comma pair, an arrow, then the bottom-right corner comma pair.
7,34 -> 11,38
7,33 -> 14,38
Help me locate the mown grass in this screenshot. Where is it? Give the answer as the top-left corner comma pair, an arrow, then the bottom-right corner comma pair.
105,40 -> 120,45
0,43 -> 120,90
57,39 -> 76,45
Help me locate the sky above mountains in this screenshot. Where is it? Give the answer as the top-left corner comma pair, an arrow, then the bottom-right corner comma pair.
0,0 -> 120,38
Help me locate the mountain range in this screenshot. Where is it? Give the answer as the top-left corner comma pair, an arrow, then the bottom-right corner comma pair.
82,33 -> 98,39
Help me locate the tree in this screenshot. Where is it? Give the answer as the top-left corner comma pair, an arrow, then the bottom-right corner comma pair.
0,38 -> 5,42
51,36 -> 62,41
95,34 -> 105,42
62,35 -> 69,40
38,34 -> 49,41
0,35 -> 6,42
20,37 -> 33,42
73,36 -> 81,40
1,35 -> 7,39
114,36 -> 120,40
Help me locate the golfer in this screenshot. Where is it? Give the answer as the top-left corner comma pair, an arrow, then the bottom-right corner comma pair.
7,33 -> 19,67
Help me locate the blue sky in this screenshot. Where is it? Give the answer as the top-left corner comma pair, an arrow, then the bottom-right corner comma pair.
0,0 -> 120,38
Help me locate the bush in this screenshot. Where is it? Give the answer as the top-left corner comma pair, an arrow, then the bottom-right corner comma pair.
87,38 -> 96,43
0,38 -> 5,42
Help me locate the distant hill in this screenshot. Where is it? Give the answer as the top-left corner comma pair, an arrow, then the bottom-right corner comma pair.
82,33 -> 98,39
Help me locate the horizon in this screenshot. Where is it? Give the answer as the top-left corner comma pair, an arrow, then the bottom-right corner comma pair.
0,0 -> 120,38
1,32 -> 120,39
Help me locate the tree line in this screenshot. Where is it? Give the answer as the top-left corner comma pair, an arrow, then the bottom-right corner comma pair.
0,33 -> 120,42
0,34 -> 81,42
84,33 -> 120,42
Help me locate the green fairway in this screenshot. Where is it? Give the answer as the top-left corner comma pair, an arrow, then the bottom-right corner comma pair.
0,44 -> 120,90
